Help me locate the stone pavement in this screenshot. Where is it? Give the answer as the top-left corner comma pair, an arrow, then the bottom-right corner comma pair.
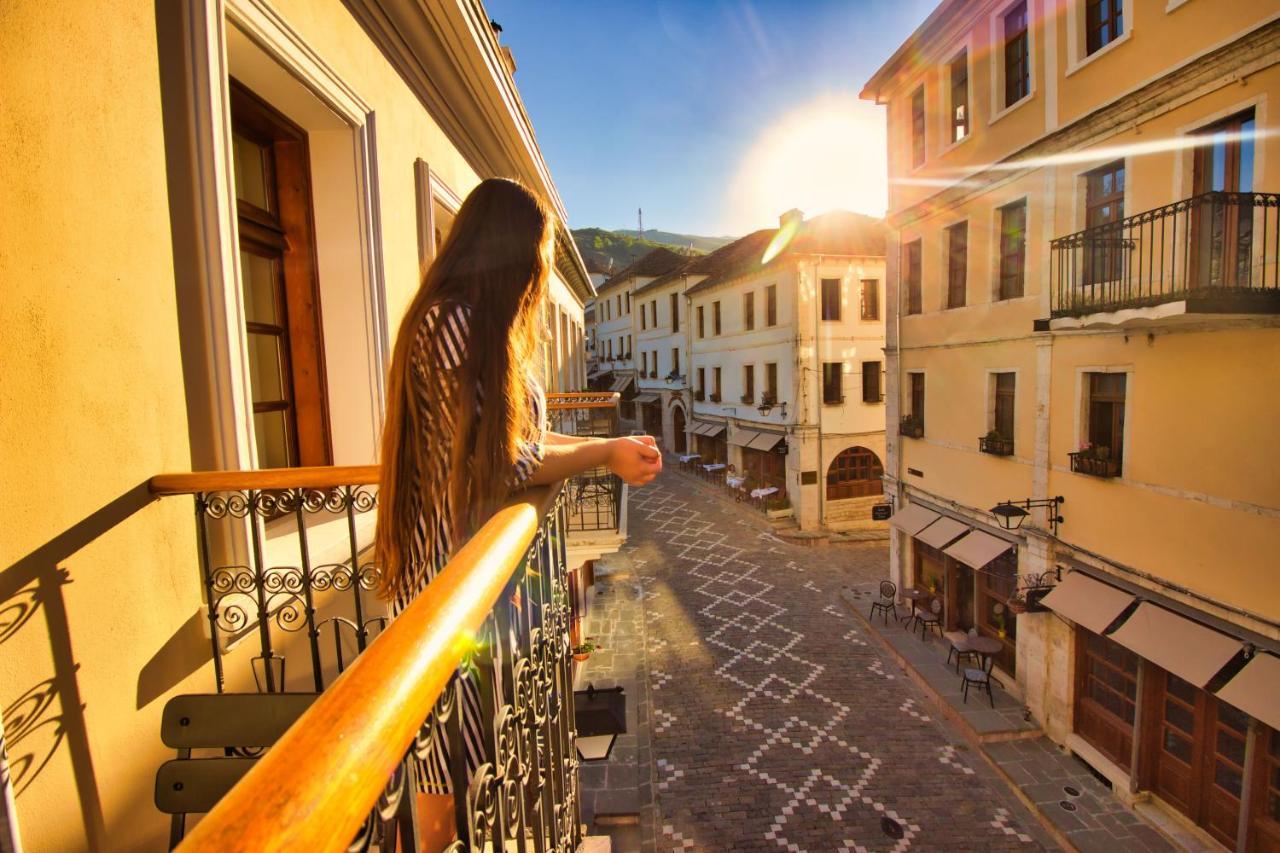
625,470 -> 1057,852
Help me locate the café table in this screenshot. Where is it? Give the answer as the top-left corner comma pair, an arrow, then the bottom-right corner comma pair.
702,462 -> 727,472
968,635 -> 1004,663
678,453 -> 701,465
726,475 -> 746,489
899,587 -> 928,630
749,486 -> 778,500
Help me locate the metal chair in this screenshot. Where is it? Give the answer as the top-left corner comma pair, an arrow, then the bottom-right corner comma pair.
915,598 -> 943,641
962,655 -> 996,708
944,629 -> 977,673
869,581 -> 899,626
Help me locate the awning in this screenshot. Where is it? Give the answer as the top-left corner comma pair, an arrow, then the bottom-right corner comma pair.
915,517 -> 970,549
691,422 -> 725,438
943,529 -> 1015,569
1038,571 -> 1135,636
1216,653 -> 1280,731
887,504 -> 940,536
633,392 -> 660,404
609,375 -> 633,393
1108,602 -> 1241,688
729,429 -> 761,447
746,432 -> 784,451
588,366 -> 612,379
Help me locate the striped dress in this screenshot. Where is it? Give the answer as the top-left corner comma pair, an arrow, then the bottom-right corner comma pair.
393,300 -> 545,793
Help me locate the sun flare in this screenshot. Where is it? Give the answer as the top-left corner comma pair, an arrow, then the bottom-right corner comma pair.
726,96 -> 887,233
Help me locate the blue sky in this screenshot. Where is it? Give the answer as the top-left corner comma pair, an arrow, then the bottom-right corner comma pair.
485,0 -> 937,237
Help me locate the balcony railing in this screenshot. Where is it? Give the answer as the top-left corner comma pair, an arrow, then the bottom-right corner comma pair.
147,468 -> 583,851
546,392 -> 625,536
979,434 -> 1014,456
546,391 -> 619,438
1068,451 -> 1121,478
1050,191 -> 1280,318
899,416 -> 924,439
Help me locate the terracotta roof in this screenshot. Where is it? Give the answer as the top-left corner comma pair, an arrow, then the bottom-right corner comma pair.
596,247 -> 688,294
684,211 -> 886,297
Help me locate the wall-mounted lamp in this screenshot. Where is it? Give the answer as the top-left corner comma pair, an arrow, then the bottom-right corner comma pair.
757,399 -> 787,419
989,496 -> 1065,535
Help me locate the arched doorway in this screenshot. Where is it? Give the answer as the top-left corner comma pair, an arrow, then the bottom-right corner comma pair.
671,405 -> 687,454
827,446 -> 884,500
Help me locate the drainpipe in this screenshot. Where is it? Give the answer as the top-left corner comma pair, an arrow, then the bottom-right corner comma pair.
814,258 -> 825,529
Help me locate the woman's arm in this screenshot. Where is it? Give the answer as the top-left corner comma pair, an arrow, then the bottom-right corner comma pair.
542,431 -> 602,447
526,435 -> 661,487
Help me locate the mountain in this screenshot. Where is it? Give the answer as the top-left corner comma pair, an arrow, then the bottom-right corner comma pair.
613,229 -> 733,254
571,227 -> 734,276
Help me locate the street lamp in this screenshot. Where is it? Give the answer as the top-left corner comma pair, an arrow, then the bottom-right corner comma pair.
989,496 -> 1065,535
757,398 -> 787,419
573,684 -> 626,762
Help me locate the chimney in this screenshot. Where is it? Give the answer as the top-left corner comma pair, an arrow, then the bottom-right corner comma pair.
490,20 -> 517,74
779,208 -> 804,229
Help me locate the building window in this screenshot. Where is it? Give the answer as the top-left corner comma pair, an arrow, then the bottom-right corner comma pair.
672,347 -> 680,376
626,335 -> 632,357
742,364 -> 755,403
905,240 -> 923,315
827,446 -> 885,500
862,361 -> 882,403
860,279 -> 879,321
607,339 -> 613,359
641,351 -> 648,374
625,292 -> 631,314
671,293 -> 680,333
616,294 -> 621,316
766,284 -> 778,326
1086,0 -> 1123,55
821,278 -> 841,321
765,362 -> 778,402
697,305 -> 705,338
1004,2 -> 1030,107
822,362 -> 843,404
696,367 -> 705,399
1084,160 -> 1125,285
743,291 -> 755,331
1074,627 -> 1138,771
1086,372 -> 1126,473
910,372 -> 925,433
230,81 -> 330,469
911,86 -> 926,168
713,300 -> 722,335
713,367 -> 722,401
651,300 -> 658,328
998,200 -> 1026,300
640,302 -> 647,330
941,221 -> 966,309
950,52 -> 969,142
993,372 -> 1015,445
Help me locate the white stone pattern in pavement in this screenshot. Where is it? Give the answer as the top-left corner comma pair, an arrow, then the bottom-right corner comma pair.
628,478 -> 1045,852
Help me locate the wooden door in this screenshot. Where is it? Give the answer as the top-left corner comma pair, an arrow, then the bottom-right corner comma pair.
672,406 -> 687,454
1192,110 -> 1256,289
1251,726 -> 1280,852
826,446 -> 884,500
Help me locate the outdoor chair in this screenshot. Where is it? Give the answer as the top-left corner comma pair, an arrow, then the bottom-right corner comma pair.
944,629 -> 977,673
962,655 -> 996,707
915,598 -> 943,641
869,581 -> 898,626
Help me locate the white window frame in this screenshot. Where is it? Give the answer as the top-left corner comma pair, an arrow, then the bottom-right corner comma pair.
940,38 -> 976,153
1072,365 -> 1133,470
988,0 -> 1037,126
1065,0 -> 1134,77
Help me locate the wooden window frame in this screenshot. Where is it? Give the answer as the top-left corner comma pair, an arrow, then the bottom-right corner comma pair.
1086,372 -> 1126,472
826,446 -> 884,500
947,222 -> 968,309
743,364 -> 755,403
820,278 -> 842,322
713,366 -> 722,400
766,284 -> 778,326
822,362 -> 843,405
1083,160 -> 1126,286
911,86 -> 926,168
993,372 -> 1016,444
670,293 -> 680,333
905,240 -> 923,315
671,347 -> 680,376
743,291 -> 755,331
950,51 -> 969,143
1074,627 -> 1139,771
1085,0 -> 1123,56
862,361 -> 882,403
860,279 -> 879,321
697,305 -> 705,339
713,300 -> 722,336
1003,2 -> 1030,108
998,201 -> 1027,300
230,78 -> 331,469
910,372 -> 925,432
765,362 -> 778,402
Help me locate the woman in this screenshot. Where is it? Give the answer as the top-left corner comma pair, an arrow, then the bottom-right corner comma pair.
375,177 -> 661,799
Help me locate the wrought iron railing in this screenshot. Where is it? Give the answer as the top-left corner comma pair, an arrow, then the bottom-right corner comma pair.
1050,191 -> 1280,318
148,469 -> 582,851
546,391 -> 619,438
978,434 -> 1014,457
546,392 -> 625,536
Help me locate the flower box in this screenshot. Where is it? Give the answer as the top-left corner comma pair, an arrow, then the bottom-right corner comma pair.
709,393 -> 722,403
979,434 -> 1014,456
1069,451 -> 1120,478
899,416 -> 923,439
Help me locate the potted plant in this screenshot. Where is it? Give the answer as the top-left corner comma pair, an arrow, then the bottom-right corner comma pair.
1006,592 -> 1028,615
899,415 -> 923,438
1070,442 -> 1119,477
979,428 -> 1013,456
991,604 -> 1007,638
572,640 -> 596,662
765,494 -> 793,519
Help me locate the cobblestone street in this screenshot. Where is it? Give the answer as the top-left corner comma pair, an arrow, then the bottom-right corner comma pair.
620,470 -> 1055,852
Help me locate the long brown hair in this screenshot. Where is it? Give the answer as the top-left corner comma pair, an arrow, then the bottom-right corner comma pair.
376,177 -> 554,600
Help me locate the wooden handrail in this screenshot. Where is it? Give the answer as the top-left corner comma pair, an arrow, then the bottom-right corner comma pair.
545,391 -> 620,411
178,483 -> 560,851
148,465 -> 379,496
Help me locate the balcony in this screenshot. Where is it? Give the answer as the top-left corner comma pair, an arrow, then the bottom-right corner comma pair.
1069,450 -> 1121,478
142,467 -> 585,850
547,391 -> 628,560
1050,192 -> 1280,328
979,432 -> 1014,456
899,415 -> 923,439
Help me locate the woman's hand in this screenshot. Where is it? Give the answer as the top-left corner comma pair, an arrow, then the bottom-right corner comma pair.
606,435 -> 662,486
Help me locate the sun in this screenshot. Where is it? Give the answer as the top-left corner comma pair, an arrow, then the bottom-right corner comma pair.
726,95 -> 888,233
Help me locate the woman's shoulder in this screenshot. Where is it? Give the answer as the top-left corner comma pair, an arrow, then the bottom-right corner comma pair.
415,299 -> 472,371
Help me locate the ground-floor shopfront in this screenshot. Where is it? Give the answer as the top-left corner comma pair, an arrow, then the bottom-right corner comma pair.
1041,568 -> 1280,851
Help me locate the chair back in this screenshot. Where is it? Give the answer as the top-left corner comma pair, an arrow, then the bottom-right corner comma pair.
879,580 -> 897,602
930,598 -> 942,614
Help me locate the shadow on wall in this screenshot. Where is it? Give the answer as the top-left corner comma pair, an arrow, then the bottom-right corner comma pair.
0,481 -> 157,850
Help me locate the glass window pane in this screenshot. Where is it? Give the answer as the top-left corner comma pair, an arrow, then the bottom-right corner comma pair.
240,251 -> 280,325
1163,730 -> 1193,764
1214,760 -> 1242,798
1217,728 -> 1245,767
254,410 -> 292,469
232,132 -> 271,210
247,332 -> 286,403
1164,698 -> 1195,735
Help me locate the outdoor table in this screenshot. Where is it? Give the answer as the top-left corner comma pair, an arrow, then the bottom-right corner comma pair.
900,587 -> 928,629
678,453 -> 701,464
702,462 -> 726,473
749,486 -> 778,499
726,475 -> 746,489
968,635 -> 1004,662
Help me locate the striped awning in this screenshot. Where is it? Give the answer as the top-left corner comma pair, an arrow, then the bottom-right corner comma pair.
1038,571 -> 1135,636
943,530 -> 1015,569
746,432 -> 784,451
691,421 -> 725,437
609,375 -> 633,393
915,517 -> 970,549
729,429 -> 761,447
633,393 -> 660,404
